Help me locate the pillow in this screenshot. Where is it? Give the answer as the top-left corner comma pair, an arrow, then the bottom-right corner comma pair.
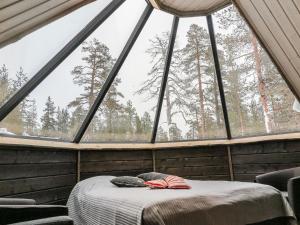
111,176 -> 146,187
137,172 -> 168,181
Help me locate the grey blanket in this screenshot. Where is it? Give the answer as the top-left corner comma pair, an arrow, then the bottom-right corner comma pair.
67,176 -> 296,225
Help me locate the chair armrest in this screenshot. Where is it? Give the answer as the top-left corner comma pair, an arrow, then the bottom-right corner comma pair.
288,176 -> 300,219
0,205 -> 68,225
0,198 -> 36,205
8,216 -> 73,225
255,169 -> 294,191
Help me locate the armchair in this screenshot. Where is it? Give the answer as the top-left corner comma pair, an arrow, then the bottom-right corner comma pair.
255,167 -> 300,219
0,198 -> 73,225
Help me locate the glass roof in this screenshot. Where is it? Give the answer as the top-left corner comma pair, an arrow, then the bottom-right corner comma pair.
0,0 -> 299,143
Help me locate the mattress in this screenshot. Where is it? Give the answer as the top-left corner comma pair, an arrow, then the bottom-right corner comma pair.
67,176 -> 297,225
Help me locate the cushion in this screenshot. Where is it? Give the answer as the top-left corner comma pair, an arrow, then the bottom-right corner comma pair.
111,176 -> 146,187
164,175 -> 191,189
137,172 -> 168,181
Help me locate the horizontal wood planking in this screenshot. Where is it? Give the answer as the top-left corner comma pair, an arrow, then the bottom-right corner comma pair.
156,147 -> 230,180
80,150 -> 153,180
2,139 -> 300,205
0,163 -> 76,180
0,149 -> 76,164
0,174 -> 76,196
0,147 -> 77,204
6,186 -> 74,205
231,140 -> 300,182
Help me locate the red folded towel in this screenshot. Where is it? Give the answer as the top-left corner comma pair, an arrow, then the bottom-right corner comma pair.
144,175 -> 191,189
144,179 -> 168,189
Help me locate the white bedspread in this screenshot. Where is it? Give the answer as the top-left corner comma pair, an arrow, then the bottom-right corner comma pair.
67,176 -> 296,225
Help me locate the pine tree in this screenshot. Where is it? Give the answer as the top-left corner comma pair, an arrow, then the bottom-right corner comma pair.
101,80 -> 123,134
181,24 -> 217,139
41,96 -> 56,137
156,126 -> 168,142
56,107 -> 70,138
0,64 -> 9,106
216,6 -> 274,134
136,32 -> 184,140
69,38 -> 124,138
69,39 -> 114,110
14,67 -> 30,128
141,112 -> 152,134
1,67 -> 28,134
70,105 -> 86,128
169,123 -> 182,141
12,67 -> 28,92
135,114 -> 143,136
23,99 -> 38,135
123,100 -> 136,134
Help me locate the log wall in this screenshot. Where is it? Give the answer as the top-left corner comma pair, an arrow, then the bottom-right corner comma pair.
80,150 -> 153,180
155,146 -> 230,180
0,146 -> 77,205
231,141 -> 300,182
1,139 -> 300,204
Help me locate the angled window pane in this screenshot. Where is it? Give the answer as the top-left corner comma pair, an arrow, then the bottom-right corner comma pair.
82,10 -> 173,143
156,17 -> 227,142
0,0 -> 146,140
213,5 -> 300,137
0,0 -> 112,108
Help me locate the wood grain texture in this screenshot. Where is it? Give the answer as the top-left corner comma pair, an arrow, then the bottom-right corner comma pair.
231,140 -> 300,182
80,150 -> 153,180
1,139 -> 300,205
0,146 -> 77,204
149,0 -> 231,16
156,146 -> 230,180
0,0 -> 95,48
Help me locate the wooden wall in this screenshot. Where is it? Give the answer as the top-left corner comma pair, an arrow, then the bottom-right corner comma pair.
155,146 -> 230,181
1,139 -> 300,204
80,150 -> 153,180
231,141 -> 300,182
0,146 -> 77,205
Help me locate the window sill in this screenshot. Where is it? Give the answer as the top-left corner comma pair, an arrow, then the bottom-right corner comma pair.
0,132 -> 300,151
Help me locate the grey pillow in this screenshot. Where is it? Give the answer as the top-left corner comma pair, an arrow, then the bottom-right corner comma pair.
111,176 -> 146,187
137,172 -> 168,181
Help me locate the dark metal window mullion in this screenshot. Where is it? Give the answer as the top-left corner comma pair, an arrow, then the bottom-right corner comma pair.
150,16 -> 179,143
0,0 -> 126,122
73,4 -> 154,143
207,15 -> 232,139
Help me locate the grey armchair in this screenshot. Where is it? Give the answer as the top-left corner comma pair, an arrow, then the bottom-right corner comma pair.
255,167 -> 300,219
0,198 -> 73,225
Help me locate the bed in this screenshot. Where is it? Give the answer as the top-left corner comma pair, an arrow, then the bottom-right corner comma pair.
67,176 -> 297,225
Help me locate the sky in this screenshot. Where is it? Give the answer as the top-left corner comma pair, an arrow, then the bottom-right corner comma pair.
0,0 -> 225,137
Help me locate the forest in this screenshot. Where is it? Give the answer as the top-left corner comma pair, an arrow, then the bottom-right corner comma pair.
0,5 -> 299,142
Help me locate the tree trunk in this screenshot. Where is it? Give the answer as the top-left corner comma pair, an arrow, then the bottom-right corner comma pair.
213,74 -> 221,127
251,33 -> 273,133
233,73 -> 245,135
89,52 -> 97,109
165,83 -> 172,140
87,50 -> 97,134
196,45 -> 205,138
